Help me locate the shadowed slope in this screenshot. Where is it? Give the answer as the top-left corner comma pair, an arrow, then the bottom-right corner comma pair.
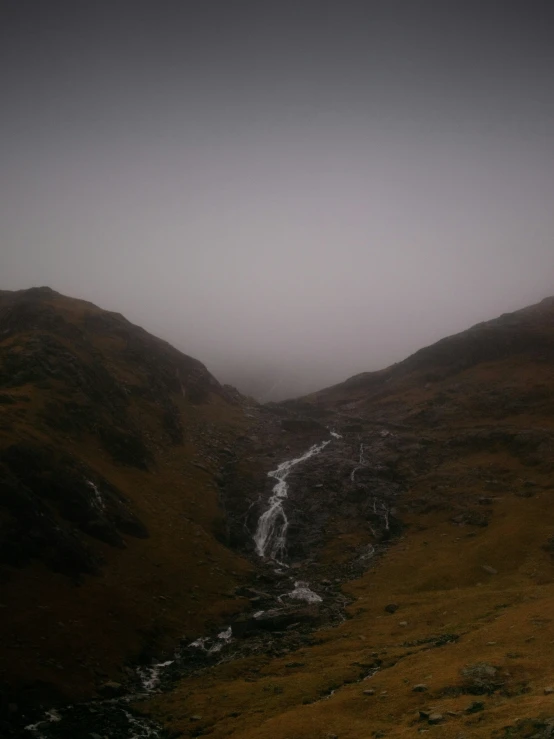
0,287 -> 253,710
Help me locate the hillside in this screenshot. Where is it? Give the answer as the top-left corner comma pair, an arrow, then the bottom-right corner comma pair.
4,290 -> 554,739
0,287 -> 258,715
144,295 -> 554,739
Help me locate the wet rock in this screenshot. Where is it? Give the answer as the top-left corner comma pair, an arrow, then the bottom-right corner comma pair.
282,581 -> 323,604
232,605 -> 321,637
460,662 -> 503,694
428,713 -> 443,724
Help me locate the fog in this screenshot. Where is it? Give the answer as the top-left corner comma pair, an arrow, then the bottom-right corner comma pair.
2,2 -> 553,400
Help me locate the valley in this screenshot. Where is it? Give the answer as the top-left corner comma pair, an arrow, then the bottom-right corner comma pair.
2,289 -> 554,738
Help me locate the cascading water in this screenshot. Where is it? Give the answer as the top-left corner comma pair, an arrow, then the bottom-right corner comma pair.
253,434 -> 339,561
350,442 -> 366,481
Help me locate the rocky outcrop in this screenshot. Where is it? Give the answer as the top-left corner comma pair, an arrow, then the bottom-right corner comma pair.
0,443 -> 149,575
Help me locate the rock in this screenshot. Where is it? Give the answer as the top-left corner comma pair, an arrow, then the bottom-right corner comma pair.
384,603 -> 399,613
544,686 -> 554,695
419,710 -> 431,720
97,680 -> 124,698
363,689 -> 375,695
481,565 -> 498,575
232,605 -> 321,637
428,713 -> 443,724
284,582 -> 323,604
465,701 -> 485,714
412,684 -> 428,692
398,621 -> 408,627
190,715 -> 202,721
460,662 -> 502,694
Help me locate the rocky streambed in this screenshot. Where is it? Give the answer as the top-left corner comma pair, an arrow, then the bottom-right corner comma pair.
12,423 -> 407,739
15,552 -> 379,739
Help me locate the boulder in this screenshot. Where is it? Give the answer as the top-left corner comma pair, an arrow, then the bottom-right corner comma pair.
232,605 -> 321,637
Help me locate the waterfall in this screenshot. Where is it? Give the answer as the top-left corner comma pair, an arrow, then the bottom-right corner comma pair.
253,438 -> 332,560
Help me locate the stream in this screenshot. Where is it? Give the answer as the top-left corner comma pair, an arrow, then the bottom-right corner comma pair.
253,431 -> 340,561
18,433 -> 346,739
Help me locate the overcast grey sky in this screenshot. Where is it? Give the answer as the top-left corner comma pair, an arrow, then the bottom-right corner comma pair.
2,1 -> 553,397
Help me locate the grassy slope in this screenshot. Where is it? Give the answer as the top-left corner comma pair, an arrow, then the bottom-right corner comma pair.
0,289 -> 253,705
147,298 -> 554,738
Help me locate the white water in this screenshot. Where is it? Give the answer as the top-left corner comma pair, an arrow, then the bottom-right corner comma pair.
188,625 -> 233,654
123,710 -> 161,738
25,626 -> 235,739
136,660 -> 174,691
86,480 -> 106,511
282,580 -> 323,604
350,443 -> 366,482
25,709 -> 62,737
253,438 -> 332,560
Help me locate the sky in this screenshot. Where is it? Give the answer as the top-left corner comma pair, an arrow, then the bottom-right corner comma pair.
2,1 -> 554,399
